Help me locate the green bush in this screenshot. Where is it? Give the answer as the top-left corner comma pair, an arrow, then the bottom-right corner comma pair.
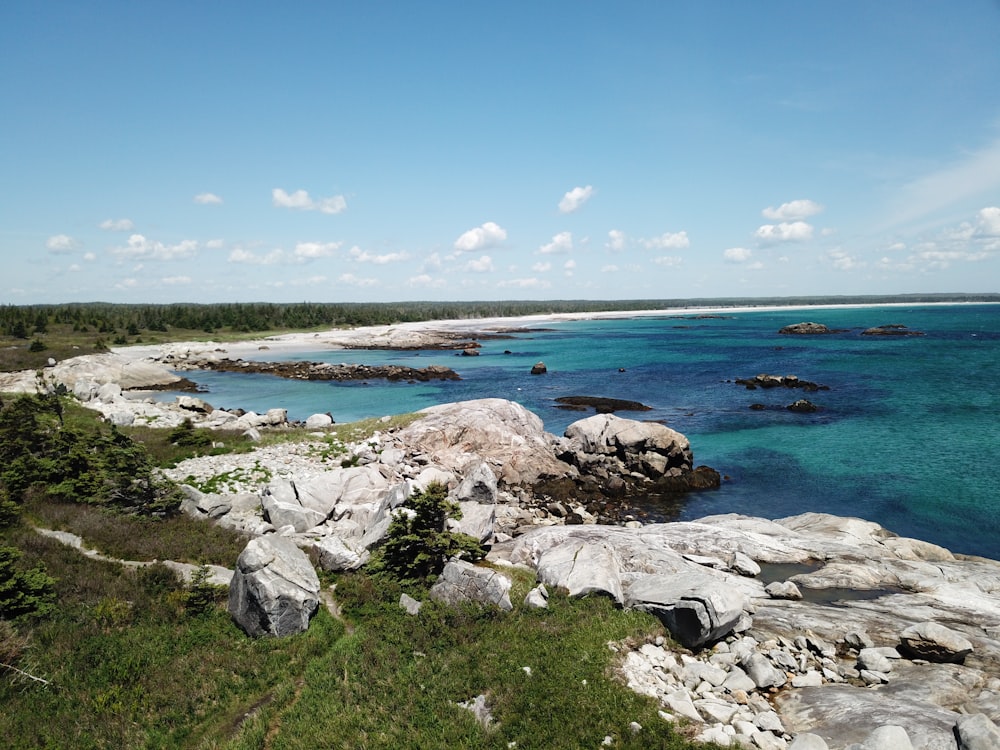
0,545 -> 56,620
371,482 -> 485,580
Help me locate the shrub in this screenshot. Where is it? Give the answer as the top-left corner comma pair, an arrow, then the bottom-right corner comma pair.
372,482 -> 484,580
0,545 -> 56,620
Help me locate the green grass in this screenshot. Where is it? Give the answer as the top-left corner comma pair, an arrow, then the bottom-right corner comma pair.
1,529 -> 718,749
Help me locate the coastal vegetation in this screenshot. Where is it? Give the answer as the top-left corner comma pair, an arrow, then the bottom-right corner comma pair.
0,390 -> 714,749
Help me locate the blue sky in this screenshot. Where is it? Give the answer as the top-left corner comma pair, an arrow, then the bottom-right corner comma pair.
3,1 -> 1000,304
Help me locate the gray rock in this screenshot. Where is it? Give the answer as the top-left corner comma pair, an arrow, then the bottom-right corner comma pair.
536,538 -> 624,604
851,725 -> 913,750
788,735 -> 829,750
399,593 -> 423,616
627,573 -> 748,649
955,713 -> 1000,749
765,581 -> 803,600
455,461 -> 498,505
313,535 -> 369,572
260,482 -> 326,533
449,501 -> 495,544
228,536 -> 320,637
429,559 -> 512,611
899,621 -> 974,663
304,413 -> 333,429
857,648 -> 895,674
176,395 -> 214,413
741,652 -> 787,689
524,584 -> 549,609
179,485 -> 232,519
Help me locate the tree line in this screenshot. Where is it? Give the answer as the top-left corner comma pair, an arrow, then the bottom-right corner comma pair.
3,294 -> 999,339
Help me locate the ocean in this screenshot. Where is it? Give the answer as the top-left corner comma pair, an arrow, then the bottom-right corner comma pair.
165,303 -> 1000,560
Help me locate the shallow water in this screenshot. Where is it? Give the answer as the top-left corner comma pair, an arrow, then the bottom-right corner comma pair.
158,304 -> 1000,559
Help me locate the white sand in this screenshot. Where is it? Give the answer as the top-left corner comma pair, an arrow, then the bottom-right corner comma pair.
112,300 -> 980,362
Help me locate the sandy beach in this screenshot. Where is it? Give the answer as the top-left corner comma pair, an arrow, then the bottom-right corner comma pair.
112,300 -> 981,362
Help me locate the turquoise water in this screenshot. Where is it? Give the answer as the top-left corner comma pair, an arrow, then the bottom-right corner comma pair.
164,304 -> 1000,559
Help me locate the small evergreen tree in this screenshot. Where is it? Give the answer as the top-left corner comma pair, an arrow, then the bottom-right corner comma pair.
373,482 -> 484,580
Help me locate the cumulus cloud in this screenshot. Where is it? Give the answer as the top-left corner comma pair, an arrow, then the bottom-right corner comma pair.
497,277 -> 551,289
558,185 -> 594,213
348,246 -> 409,264
641,231 -> 690,250
228,247 -> 284,265
99,218 -> 135,231
205,239 -> 225,250
295,241 -> 342,260
762,199 -> 823,221
337,273 -> 378,287
755,221 -> 814,244
606,230 -> 627,252
531,261 -> 552,273
162,276 -> 192,285
83,252 -> 97,262
601,264 -> 620,273
539,231 -> 573,255
464,255 -> 494,273
454,221 -> 507,252
407,274 -> 447,288
194,192 -> 223,205
112,234 -> 198,261
826,248 -> 863,271
563,259 -> 576,275
975,206 -> 1000,236
46,234 -> 76,253
272,188 -> 347,215
723,247 -> 753,263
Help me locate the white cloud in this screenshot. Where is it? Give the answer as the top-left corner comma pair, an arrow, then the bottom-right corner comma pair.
272,188 -> 347,215
194,192 -> 223,205
464,255 -> 494,273
531,261 -> 552,273
83,252 -> 97,262
762,199 -> 823,221
99,218 -> 134,231
563,259 -> 576,275
975,206 -> 1000,236
407,273 -> 447,288
558,185 -> 594,213
115,278 -> 138,289
641,231 -> 690,250
539,231 -> 573,255
162,275 -> 192,285
826,248 -> 863,271
228,247 -> 284,265
606,229 -> 627,252
112,234 -> 198,261
600,264 -> 620,273
497,277 -> 551,289
205,239 -> 225,250
348,246 -> 409,264
337,273 -> 378,287
882,137 -> 1000,230
454,221 -> 507,252
723,247 -> 753,263
46,234 -> 76,253
295,241 -> 342,260
755,221 -> 814,244
652,256 -> 683,267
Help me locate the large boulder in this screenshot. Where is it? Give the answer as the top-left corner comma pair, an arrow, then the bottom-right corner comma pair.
228,536 -> 320,637
626,572 -> 749,649
535,537 -> 624,604
429,559 -> 512,611
396,399 -> 572,486
899,621 -> 974,664
560,413 -> 693,481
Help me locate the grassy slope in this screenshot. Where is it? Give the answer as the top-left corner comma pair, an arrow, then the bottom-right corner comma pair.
0,402 -> 717,749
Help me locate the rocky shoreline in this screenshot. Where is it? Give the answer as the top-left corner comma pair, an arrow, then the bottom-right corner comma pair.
3,331 -> 1000,748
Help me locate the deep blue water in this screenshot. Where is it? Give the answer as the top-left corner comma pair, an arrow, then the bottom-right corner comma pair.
162,304 -> 1000,559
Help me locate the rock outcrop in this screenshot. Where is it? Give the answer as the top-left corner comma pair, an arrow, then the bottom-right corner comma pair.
228,536 -> 320,637
429,559 -> 513,611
